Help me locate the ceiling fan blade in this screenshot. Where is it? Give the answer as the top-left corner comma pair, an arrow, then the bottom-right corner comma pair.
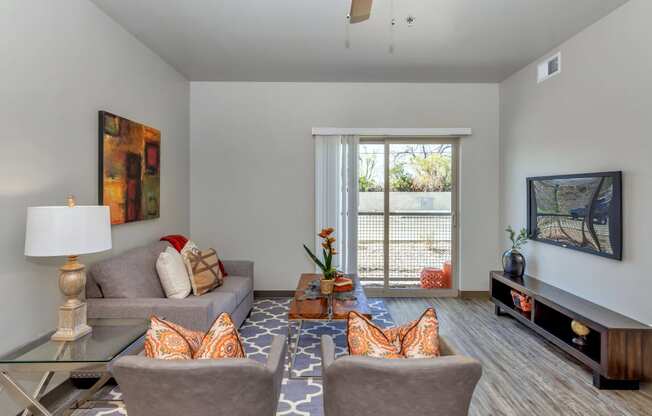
349,0 -> 372,24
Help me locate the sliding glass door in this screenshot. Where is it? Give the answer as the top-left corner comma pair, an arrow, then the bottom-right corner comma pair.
357,138 -> 458,296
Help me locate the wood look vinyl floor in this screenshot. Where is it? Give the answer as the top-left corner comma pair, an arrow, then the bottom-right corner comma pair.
384,298 -> 652,416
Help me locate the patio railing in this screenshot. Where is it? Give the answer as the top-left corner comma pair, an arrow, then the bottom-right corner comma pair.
357,211 -> 452,288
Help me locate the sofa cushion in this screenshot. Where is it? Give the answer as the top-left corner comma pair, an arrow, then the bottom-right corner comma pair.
86,275 -> 104,298
198,290 -> 238,317
90,241 -> 168,298
215,276 -> 252,305
87,296 -> 216,330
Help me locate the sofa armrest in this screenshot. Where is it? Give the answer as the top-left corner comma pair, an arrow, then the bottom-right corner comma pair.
87,297 -> 214,331
439,335 -> 457,356
222,260 -> 254,280
265,335 -> 287,402
321,335 -> 336,370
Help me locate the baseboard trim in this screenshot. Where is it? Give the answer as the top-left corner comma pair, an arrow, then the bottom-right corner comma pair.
460,291 -> 490,299
254,290 -> 489,299
254,290 -> 295,298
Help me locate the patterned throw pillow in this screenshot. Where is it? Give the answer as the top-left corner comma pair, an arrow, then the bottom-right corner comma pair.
194,313 -> 246,359
186,248 -> 224,296
383,319 -> 416,351
161,319 -> 206,354
347,311 -> 403,359
399,308 -> 440,358
144,316 -> 193,360
347,308 -> 441,359
181,240 -> 229,278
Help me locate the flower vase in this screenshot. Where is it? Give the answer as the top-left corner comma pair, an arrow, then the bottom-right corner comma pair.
320,278 -> 335,295
502,249 -> 526,277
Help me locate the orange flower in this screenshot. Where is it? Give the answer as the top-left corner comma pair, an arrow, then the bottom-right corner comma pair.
321,242 -> 329,250
331,248 -> 338,255
318,227 -> 335,238
326,237 -> 336,245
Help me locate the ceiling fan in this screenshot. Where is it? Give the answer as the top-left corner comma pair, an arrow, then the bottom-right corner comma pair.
349,0 -> 373,24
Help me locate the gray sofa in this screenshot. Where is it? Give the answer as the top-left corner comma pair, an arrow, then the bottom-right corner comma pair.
112,334 -> 286,416
321,335 -> 482,416
86,241 -> 254,331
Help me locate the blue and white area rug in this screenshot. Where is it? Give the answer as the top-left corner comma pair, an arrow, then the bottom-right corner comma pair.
73,298 -> 394,416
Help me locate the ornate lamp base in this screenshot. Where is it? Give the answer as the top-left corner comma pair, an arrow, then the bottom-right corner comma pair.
51,256 -> 92,341
51,302 -> 92,341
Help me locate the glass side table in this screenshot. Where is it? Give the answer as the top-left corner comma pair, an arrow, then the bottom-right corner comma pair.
0,318 -> 148,416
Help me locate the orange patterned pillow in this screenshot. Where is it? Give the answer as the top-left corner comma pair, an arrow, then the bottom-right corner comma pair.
194,313 -> 246,359
383,319 -> 416,351
347,308 -> 440,359
400,308 -> 440,358
347,311 -> 403,359
144,316 -> 193,360
161,319 -> 206,354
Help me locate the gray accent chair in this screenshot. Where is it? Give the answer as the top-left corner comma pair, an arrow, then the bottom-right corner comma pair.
321,335 -> 482,416
86,241 -> 254,331
112,335 -> 287,416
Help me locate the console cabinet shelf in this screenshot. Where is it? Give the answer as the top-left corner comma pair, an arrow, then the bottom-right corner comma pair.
490,271 -> 652,390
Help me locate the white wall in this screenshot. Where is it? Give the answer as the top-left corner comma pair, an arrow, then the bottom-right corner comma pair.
500,0 -> 652,323
190,82 -> 500,292
0,1 -> 189,411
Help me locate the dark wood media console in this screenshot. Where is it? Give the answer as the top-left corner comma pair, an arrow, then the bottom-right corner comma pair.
490,271 -> 652,389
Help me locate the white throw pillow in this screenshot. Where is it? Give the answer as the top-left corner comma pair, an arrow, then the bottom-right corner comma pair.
156,246 -> 191,299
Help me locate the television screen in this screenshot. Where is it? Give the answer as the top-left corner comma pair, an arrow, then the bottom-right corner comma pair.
527,172 -> 622,260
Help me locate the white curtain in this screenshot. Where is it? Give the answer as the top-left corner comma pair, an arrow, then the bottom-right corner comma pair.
314,134 -> 359,274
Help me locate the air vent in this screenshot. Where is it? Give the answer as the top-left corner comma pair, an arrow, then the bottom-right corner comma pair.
537,52 -> 561,83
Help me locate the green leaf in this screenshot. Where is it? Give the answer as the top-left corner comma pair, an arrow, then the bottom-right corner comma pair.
303,244 -> 326,271
323,248 -> 331,270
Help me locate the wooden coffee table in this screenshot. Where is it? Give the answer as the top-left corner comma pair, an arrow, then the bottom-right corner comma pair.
287,273 -> 371,379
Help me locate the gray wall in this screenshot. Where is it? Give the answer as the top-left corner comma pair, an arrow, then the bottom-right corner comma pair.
190,82 -> 500,292
0,1 -> 189,410
500,0 -> 652,323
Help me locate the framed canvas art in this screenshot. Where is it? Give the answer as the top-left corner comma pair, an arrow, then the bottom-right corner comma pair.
99,111 -> 160,225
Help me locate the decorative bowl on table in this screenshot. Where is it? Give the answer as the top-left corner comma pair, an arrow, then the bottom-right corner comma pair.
571,320 -> 590,346
510,290 -> 533,313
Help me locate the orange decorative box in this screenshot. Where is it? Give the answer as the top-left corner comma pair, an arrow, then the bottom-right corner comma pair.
420,268 -> 452,289
510,290 -> 533,312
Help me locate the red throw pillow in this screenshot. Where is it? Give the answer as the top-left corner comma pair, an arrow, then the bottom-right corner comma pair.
160,235 -> 188,252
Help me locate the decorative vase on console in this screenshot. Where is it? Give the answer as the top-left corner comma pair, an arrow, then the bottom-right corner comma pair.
502,225 -> 528,277
303,227 -> 338,295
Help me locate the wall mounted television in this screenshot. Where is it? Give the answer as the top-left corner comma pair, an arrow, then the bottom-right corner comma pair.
527,171 -> 622,260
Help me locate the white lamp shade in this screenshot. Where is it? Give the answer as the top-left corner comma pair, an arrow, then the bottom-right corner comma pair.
25,206 -> 112,257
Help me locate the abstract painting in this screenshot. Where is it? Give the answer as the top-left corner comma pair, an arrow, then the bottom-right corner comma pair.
99,111 -> 160,225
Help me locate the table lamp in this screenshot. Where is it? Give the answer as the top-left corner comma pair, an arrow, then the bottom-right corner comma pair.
25,196 -> 112,341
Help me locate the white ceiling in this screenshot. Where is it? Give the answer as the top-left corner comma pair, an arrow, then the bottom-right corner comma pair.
91,0 -> 628,82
